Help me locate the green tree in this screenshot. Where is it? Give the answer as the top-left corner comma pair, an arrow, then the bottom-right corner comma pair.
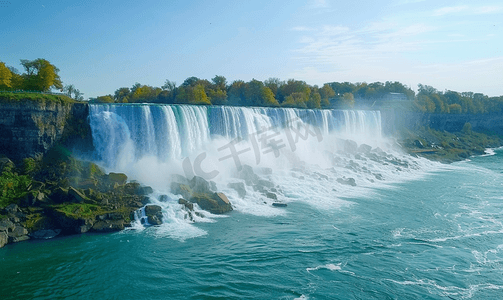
0,61 -> 12,89
20,58 -> 63,91
319,84 -> 335,107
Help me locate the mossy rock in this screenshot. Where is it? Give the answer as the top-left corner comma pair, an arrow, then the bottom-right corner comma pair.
107,173 -> 128,185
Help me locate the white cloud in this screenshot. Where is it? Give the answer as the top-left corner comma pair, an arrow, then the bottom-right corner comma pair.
310,0 -> 329,9
432,5 -> 503,17
432,5 -> 469,17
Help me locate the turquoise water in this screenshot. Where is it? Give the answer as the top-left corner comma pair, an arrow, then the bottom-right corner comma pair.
2,151 -> 503,299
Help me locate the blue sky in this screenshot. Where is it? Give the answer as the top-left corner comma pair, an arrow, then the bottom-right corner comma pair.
1,0 -> 502,98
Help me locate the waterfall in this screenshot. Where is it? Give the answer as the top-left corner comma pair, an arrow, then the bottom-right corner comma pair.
89,104 -> 383,169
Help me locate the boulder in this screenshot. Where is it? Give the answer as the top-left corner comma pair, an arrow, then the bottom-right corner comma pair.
135,186 -> 154,196
0,231 -> 7,248
257,179 -> 275,189
107,173 -> 128,185
170,182 -> 192,200
357,143 -> 372,154
190,176 -> 211,194
237,164 -> 259,186
344,139 -> 358,154
92,220 -> 126,232
337,177 -> 357,186
4,204 -> 20,214
144,205 -> 163,225
171,174 -> 190,185
190,192 -> 232,214
227,182 -> 246,198
178,198 -> 194,211
0,219 -> 15,232
265,192 -> 277,200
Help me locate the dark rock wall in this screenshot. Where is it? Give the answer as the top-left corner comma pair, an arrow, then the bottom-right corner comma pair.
0,101 -> 93,161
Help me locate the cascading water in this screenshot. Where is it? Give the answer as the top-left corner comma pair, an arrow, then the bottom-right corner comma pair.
89,104 -> 434,238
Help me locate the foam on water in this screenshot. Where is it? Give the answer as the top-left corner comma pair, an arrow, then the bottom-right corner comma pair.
89,104 -> 438,236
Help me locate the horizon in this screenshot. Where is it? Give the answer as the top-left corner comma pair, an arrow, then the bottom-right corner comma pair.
1,0 -> 502,98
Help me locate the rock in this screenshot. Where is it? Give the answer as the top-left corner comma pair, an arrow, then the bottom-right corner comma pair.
144,205 -> 163,225
0,219 -> 15,232
147,215 -> 162,226
259,167 -> 273,175
30,229 -> 62,239
414,139 -> 425,148
337,177 -> 357,186
9,235 -> 30,243
124,182 -> 141,194
374,173 -> 384,180
4,204 -> 20,214
253,184 -> 266,193
27,180 -> 45,191
227,182 -> 246,198
159,195 -> 169,202
92,220 -> 126,232
265,192 -> 277,200
190,192 -> 232,214
170,182 -> 192,200
8,225 -> 28,238
237,164 -> 259,186
257,179 -> 275,189
178,198 -> 194,211
272,203 -> 287,207
68,187 -> 88,203
171,174 -> 190,185
51,187 -> 69,204
344,139 -> 358,154
135,186 -> 154,196
358,143 -> 372,154
20,190 -> 47,206
0,231 -> 7,248
190,176 -> 211,194
209,181 -> 217,191
107,172 -> 128,185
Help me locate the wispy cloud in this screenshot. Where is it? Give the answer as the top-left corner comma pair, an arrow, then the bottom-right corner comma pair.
292,26 -> 314,32
432,5 -> 469,16
433,5 -> 503,16
310,0 -> 329,9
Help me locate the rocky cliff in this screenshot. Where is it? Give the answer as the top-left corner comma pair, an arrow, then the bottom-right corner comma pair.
0,101 -> 93,161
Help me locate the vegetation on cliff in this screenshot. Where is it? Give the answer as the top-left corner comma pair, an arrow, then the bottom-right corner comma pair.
399,124 -> 502,163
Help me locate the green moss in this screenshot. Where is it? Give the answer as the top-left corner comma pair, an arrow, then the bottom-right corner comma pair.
0,172 -> 32,208
54,203 -> 103,219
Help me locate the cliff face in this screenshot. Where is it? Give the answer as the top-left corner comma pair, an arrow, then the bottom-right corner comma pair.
381,108 -> 503,136
0,101 -> 92,161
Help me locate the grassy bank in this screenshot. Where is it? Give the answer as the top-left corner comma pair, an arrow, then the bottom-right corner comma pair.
0,91 -> 77,104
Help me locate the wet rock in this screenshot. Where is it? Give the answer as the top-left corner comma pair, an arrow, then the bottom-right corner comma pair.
170,182 -> 192,200
171,174 -> 190,185
107,172 -> 128,185
9,235 -> 30,243
265,192 -> 277,200
159,195 -> 169,202
344,139 -> 358,154
145,205 -> 163,225
209,181 -> 217,191
358,143 -> 372,154
190,192 -> 232,214
190,176 -> 211,194
237,164 -> 259,186
272,203 -> 287,207
135,186 -> 154,196
8,225 -> 28,242
374,173 -> 384,181
228,182 -> 246,198
4,204 -> 20,214
92,220 -> 126,232
337,177 -> 357,186
30,229 -> 62,239
179,198 -> 194,211
257,179 -> 274,189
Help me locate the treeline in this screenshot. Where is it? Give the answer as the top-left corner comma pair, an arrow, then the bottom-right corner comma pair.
413,84 -> 503,114
0,59 -> 84,101
91,76 -> 337,109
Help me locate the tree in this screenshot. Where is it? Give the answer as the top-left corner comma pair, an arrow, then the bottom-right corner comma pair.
114,87 -> 131,102
340,92 -> 355,108
0,61 -> 12,89
211,75 -> 227,90
20,58 -> 63,91
319,84 -> 335,107
161,80 -> 176,92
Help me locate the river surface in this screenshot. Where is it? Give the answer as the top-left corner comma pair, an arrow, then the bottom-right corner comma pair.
2,150 -> 503,299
